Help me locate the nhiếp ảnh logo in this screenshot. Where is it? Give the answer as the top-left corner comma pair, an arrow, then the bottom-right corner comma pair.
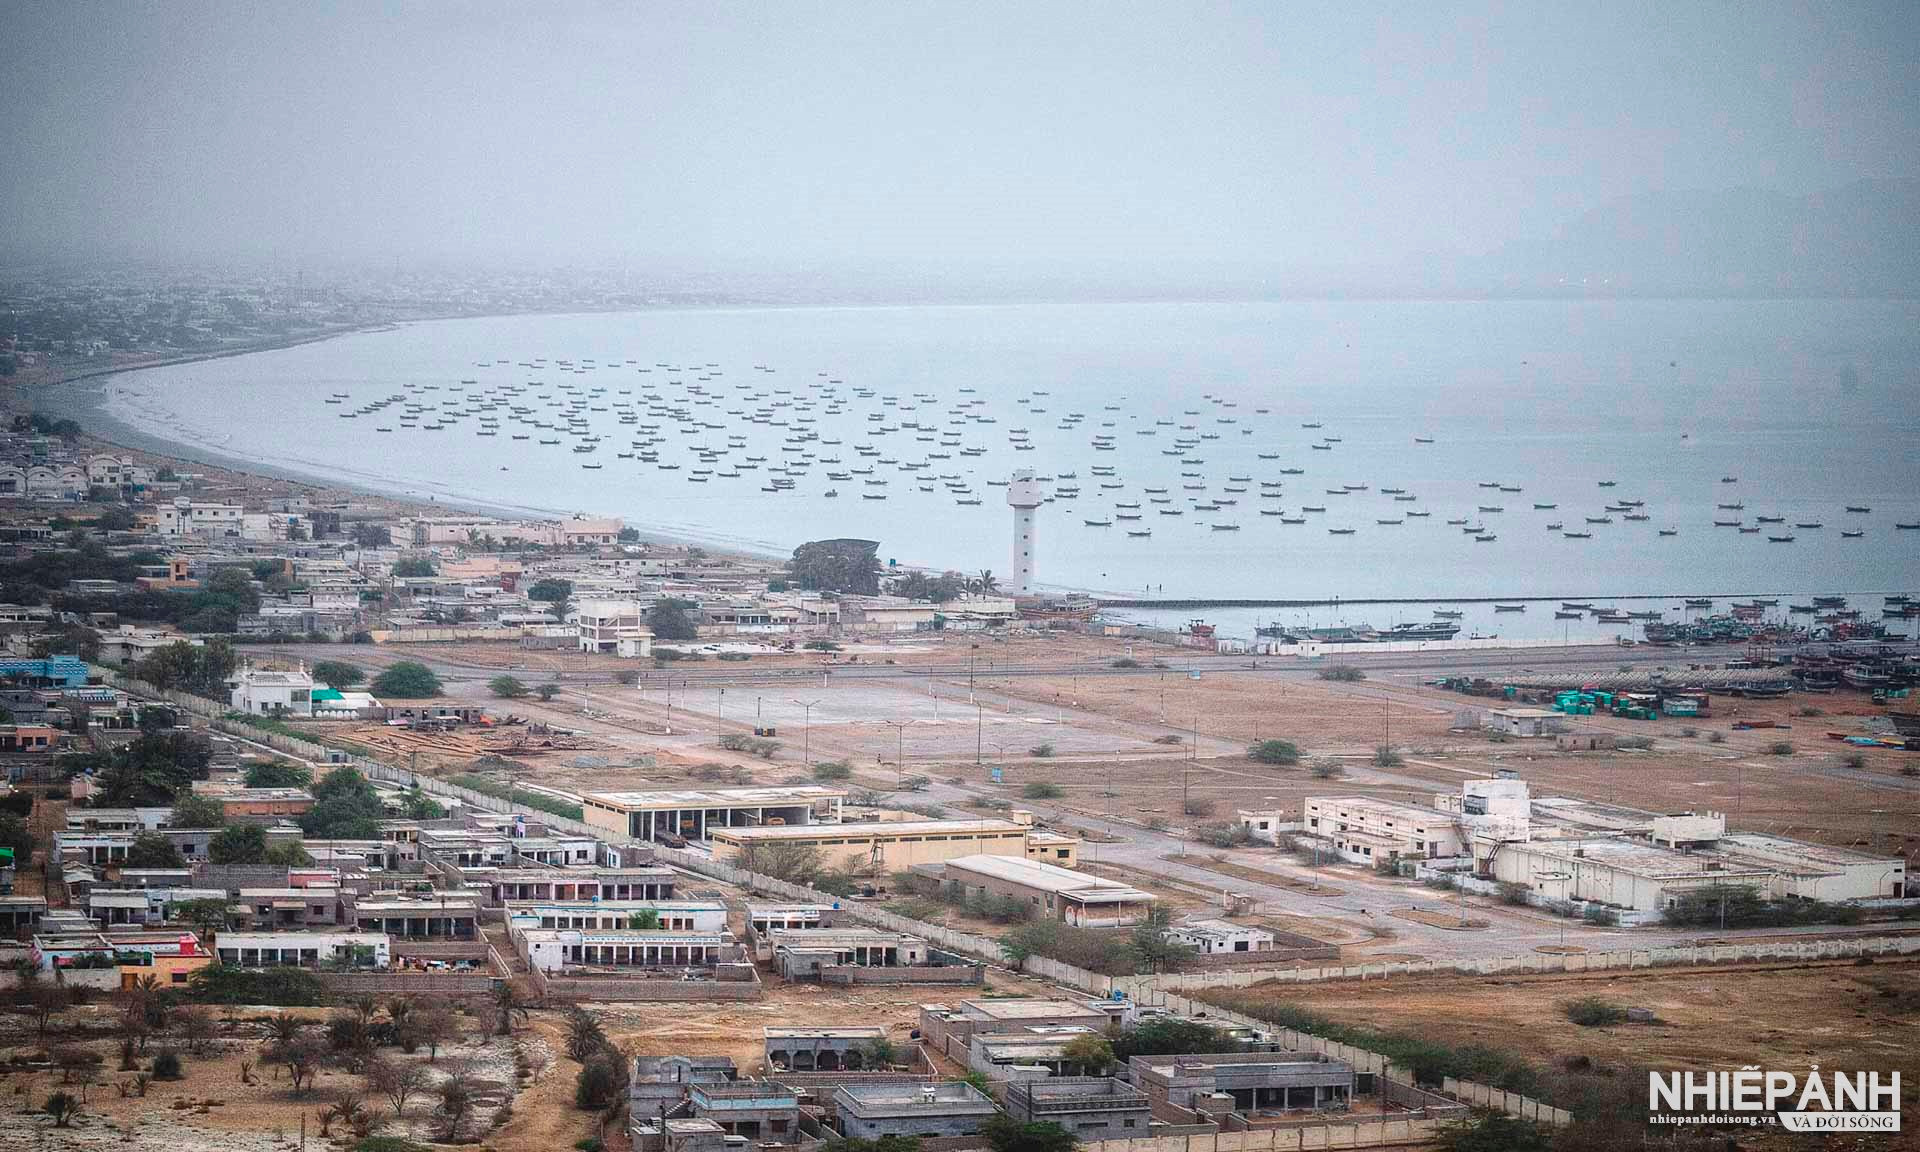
1649,1067 -> 1900,1132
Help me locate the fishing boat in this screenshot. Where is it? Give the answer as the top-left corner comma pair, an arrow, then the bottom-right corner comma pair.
1767,535 -> 1795,543
1211,523 -> 1240,531
1327,527 -> 1356,535
1845,505 -> 1871,513
1126,530 -> 1152,537
1474,534 -> 1497,542
1555,610 -> 1583,618
1562,531 -> 1592,539
1494,603 -> 1526,612
1533,503 -> 1557,510
1794,522 -> 1822,529
1414,437 -> 1434,444
1713,519 -> 1741,527
1433,609 -> 1464,619
1841,530 -> 1864,538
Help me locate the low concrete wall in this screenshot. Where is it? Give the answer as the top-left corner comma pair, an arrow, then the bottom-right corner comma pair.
821,963 -> 983,986
315,971 -> 497,997
1084,1116 -> 1446,1152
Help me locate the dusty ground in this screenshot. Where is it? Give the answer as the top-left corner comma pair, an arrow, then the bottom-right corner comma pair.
1197,956 -> 1920,1107
0,998 -> 518,1151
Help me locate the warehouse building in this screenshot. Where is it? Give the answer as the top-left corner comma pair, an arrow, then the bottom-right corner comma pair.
711,818 -> 1039,871
581,786 -> 845,842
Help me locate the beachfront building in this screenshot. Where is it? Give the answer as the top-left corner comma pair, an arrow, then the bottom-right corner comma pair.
574,599 -> 652,656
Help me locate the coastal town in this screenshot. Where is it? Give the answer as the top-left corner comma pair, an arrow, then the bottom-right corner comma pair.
0,399 -> 1908,1151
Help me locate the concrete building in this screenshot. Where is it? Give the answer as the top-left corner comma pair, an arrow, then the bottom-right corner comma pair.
1130,1052 -> 1356,1116
347,893 -> 479,939
1004,1078 -> 1152,1137
506,899 -> 727,933
214,930 -> 390,969
1025,828 -> 1079,867
764,927 -> 926,979
575,599 -> 653,656
516,927 -> 734,973
154,498 -> 245,537
834,1081 -> 999,1140
484,865 -> 678,904
212,787 -> 317,822
685,1081 -> 800,1142
1164,918 -> 1275,955
581,786 -> 845,842
630,1055 -> 738,1117
1485,707 -> 1561,738
711,818 -> 1034,872
1303,796 -> 1465,864
745,903 -> 835,935
764,1027 -> 889,1072
936,854 -> 1156,927
226,666 -> 315,716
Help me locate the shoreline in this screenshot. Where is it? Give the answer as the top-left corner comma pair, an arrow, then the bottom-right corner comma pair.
22,318 -> 796,563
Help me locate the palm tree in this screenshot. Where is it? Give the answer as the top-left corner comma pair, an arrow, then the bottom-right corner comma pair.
266,1013 -> 303,1046
973,569 -> 999,595
493,981 -> 530,1036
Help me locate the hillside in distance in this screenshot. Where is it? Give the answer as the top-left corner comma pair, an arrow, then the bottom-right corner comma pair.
1477,177 -> 1919,298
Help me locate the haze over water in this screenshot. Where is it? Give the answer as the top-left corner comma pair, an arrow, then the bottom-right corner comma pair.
97,297 -> 1919,639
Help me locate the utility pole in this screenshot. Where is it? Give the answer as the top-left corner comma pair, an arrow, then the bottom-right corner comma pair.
716,687 -> 724,725
975,701 -> 983,765
792,699 -> 821,767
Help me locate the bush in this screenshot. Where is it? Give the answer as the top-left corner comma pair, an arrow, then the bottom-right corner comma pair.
1309,758 -> 1344,779
1581,905 -> 1619,926
812,760 -> 852,781
150,1049 -> 183,1080
1840,752 -> 1866,769
446,774 -> 583,820
1318,665 -> 1365,682
1029,743 -> 1055,758
1111,657 -> 1140,668
1194,821 -> 1250,848
1797,706 -> 1825,718
1022,782 -> 1064,799
187,966 -> 328,1006
1497,882 -> 1532,906
575,1056 -> 624,1110
1614,735 -> 1654,750
1372,745 -> 1404,767
371,662 -> 442,699
489,676 -> 527,698
803,639 -> 841,652
1767,741 -> 1795,756
1182,797 -> 1216,817
1151,734 -> 1183,745
1247,739 -> 1300,765
1707,730 -> 1726,743
1680,727 -> 1699,738
1563,997 -> 1628,1027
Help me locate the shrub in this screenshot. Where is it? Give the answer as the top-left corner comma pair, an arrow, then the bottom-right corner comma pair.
1614,735 -> 1654,750
1707,730 -> 1726,743
1247,739 -> 1300,765
1497,882 -> 1532,906
1309,758 -> 1344,779
1797,706 -> 1825,718
1372,745 -> 1404,767
150,1049 -> 183,1080
812,760 -> 852,781
1680,727 -> 1699,738
1029,743 -> 1055,758
803,640 -> 841,652
1840,752 -> 1866,769
186,965 -> 328,1006
1581,905 -> 1619,926
1767,741 -> 1795,756
1111,657 -> 1140,668
1318,665 -> 1365,682
1563,997 -> 1627,1027
1145,815 -> 1169,831
370,661 -> 442,698
1182,798 -> 1216,817
535,683 -> 561,701
575,1056 -> 624,1110
1022,782 -> 1064,799
489,676 -> 527,698
1152,734 -> 1183,745
1194,821 -> 1250,848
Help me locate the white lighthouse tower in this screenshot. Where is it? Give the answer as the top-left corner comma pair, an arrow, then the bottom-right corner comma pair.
1006,469 -> 1043,596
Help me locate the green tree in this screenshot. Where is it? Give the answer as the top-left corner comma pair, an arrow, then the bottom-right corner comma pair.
245,760 -> 312,789
1432,1114 -> 1552,1152
125,833 -> 185,869
29,623 -> 101,662
350,523 -> 392,547
526,578 -> 573,605
311,660 -> 365,688
1060,1033 -> 1114,1075
82,731 -> 214,806
371,661 -> 442,698
787,538 -> 880,594
265,841 -> 316,867
208,824 -> 268,865
0,814 -> 33,864
44,1091 -> 79,1127
1128,905 -> 1193,974
391,557 -> 436,578
133,641 -> 202,690
1113,1018 -> 1230,1058
535,682 -> 561,702
1248,740 -> 1301,765
647,597 -> 700,641
300,767 -> 386,839
488,675 -> 527,698
174,898 -> 233,939
402,789 -> 445,819
167,794 -> 227,829
981,1115 -> 1075,1152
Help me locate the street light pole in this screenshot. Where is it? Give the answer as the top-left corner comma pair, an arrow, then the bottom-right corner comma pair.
975,701 -> 983,765
792,698 -> 821,767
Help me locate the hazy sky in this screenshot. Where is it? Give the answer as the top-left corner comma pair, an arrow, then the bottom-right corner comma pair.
2,2 -> 1914,277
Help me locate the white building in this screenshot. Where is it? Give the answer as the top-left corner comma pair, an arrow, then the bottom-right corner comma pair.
575,599 -> 653,656
226,666 -> 315,716
214,930 -> 390,969
1302,796 -> 1465,864
155,497 -> 247,537
1164,918 -> 1274,955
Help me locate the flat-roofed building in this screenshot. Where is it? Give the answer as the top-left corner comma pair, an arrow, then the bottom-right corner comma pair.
575,599 -> 653,656
1303,796 -> 1464,864
215,930 -> 390,969
346,893 -> 479,939
1489,836 -> 1777,913
516,927 -> 734,973
1024,829 -> 1079,867
746,903 -> 835,935
833,1081 -> 998,1140
1004,1078 -> 1151,1136
764,1027 -> 888,1073
507,899 -> 727,933
765,927 -> 926,980
1164,918 -> 1274,955
936,854 -> 1156,927
483,865 -> 678,904
712,818 -> 1033,871
581,786 -> 845,842
1129,1052 -> 1356,1117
